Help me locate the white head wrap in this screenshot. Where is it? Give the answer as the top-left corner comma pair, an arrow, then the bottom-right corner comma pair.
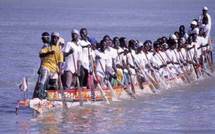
72,29 -> 79,35
51,32 -> 60,37
191,21 -> 197,26
203,6 -> 208,11
58,37 -> 65,44
170,34 -> 177,40
138,41 -> 143,47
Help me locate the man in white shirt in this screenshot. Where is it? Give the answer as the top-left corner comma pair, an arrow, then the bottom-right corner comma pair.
200,16 -> 211,44
151,41 -> 169,79
188,20 -> 199,36
166,35 -> 183,76
62,29 -> 82,89
103,35 -> 117,72
199,6 -> 212,33
95,40 -> 107,85
79,28 -> 91,87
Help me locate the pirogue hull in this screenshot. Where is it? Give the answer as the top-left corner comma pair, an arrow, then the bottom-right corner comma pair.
17,76 -> 185,113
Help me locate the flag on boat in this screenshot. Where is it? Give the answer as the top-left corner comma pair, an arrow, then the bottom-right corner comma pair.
19,77 -> 28,92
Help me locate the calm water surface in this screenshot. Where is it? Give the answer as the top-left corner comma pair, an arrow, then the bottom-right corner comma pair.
0,0 -> 215,133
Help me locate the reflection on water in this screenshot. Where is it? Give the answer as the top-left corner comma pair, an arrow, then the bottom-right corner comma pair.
17,119 -> 31,134
32,105 -> 126,134
38,112 -> 61,134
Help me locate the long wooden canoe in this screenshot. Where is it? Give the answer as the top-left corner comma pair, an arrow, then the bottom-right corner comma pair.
16,73 -> 189,114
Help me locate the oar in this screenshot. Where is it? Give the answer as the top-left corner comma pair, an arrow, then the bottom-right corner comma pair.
209,39 -> 214,70
186,49 -> 199,79
153,51 -> 179,88
206,50 -> 214,72
125,53 -> 136,94
52,44 -> 68,109
197,55 -> 213,77
32,77 -> 40,98
129,52 -> 152,90
92,72 -> 110,104
111,67 -> 136,99
200,44 -> 214,73
87,47 -> 97,101
143,52 -> 168,89
139,69 -> 157,93
129,51 -> 156,90
72,52 -> 83,106
210,50 -> 214,66
201,67 -> 213,76
157,51 -> 177,80
200,47 -> 211,76
208,39 -> 214,66
88,48 -> 110,104
171,50 -> 191,83
163,50 -> 185,82
114,49 -> 136,98
115,78 -> 136,98
178,50 -> 193,83
194,45 -> 205,78
97,58 -> 118,100
51,46 -> 68,108
58,73 -> 68,109
131,55 -> 157,93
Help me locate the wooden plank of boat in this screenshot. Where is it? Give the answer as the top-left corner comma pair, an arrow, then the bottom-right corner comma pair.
18,84 -> 138,113
18,73 -> 188,114
47,86 -> 123,102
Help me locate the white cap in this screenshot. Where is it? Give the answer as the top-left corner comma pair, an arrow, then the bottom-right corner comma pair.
58,37 -> 65,44
191,20 -> 197,26
170,34 -> 177,40
51,32 -> 60,37
72,29 -> 79,35
138,41 -> 143,47
203,6 -> 208,11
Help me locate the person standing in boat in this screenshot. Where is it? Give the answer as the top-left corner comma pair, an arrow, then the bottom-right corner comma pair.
187,30 -> 203,78
62,29 -> 82,89
112,37 -> 124,86
198,6 -> 211,33
103,35 -> 118,86
127,39 -> 138,86
79,28 -> 91,87
199,16 -> 214,69
199,7 -> 212,50
33,32 -> 50,98
118,37 -> 131,88
95,40 -> 108,88
37,32 -> 63,99
41,32 -> 50,48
